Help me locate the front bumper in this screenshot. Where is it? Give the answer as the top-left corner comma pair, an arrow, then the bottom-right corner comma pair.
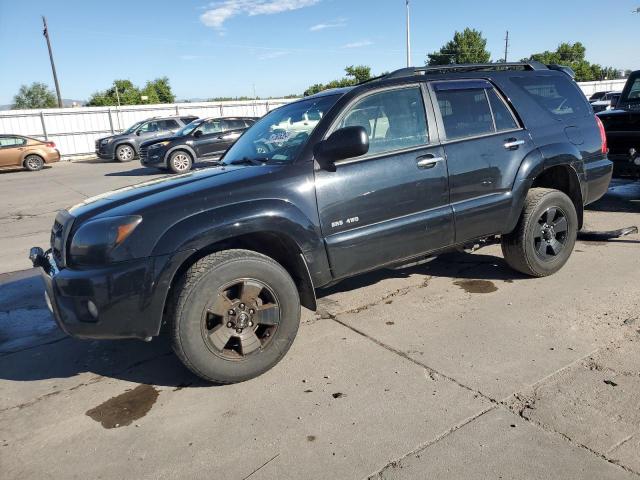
140,147 -> 167,167
95,141 -> 114,160
29,248 -> 190,340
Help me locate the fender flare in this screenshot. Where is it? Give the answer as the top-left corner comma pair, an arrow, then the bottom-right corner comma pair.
164,144 -> 198,164
505,143 -> 583,233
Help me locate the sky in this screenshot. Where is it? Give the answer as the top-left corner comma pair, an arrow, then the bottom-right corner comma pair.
0,0 -> 638,104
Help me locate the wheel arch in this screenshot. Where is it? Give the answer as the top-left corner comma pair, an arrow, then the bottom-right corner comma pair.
165,145 -> 196,163
531,165 -> 584,229
22,152 -> 45,166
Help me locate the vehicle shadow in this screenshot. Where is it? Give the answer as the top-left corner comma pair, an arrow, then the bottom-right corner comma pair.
318,251 -> 528,299
105,167 -> 166,177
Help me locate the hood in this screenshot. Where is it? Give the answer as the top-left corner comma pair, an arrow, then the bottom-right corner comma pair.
140,135 -> 178,147
66,164 -> 278,223
99,132 -> 130,143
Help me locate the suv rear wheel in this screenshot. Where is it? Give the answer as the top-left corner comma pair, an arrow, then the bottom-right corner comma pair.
168,150 -> 193,174
115,144 -> 135,162
501,188 -> 578,277
169,249 -> 301,384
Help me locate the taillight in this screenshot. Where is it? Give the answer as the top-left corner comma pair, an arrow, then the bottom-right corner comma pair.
45,141 -> 56,148
595,115 -> 607,154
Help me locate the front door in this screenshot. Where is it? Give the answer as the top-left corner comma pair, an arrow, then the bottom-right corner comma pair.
430,80 -> 535,242
0,136 -> 26,167
193,119 -> 227,157
315,85 -> 453,279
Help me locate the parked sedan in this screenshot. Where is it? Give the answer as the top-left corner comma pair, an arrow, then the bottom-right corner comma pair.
0,135 -> 60,171
140,117 -> 257,173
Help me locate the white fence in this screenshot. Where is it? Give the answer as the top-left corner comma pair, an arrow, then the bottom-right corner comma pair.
577,79 -> 627,98
0,99 -> 294,157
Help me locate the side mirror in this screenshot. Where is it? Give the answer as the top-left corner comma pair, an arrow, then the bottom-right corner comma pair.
313,126 -> 369,171
193,130 -> 203,138
135,131 -> 141,136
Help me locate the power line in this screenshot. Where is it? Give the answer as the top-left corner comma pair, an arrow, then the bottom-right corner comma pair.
42,16 -> 63,108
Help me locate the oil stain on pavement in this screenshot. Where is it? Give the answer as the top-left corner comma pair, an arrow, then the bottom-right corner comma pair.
453,279 -> 498,294
86,384 -> 159,429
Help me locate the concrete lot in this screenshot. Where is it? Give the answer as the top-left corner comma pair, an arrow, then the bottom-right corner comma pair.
0,160 -> 639,479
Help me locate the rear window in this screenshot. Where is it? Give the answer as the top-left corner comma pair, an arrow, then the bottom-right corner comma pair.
511,75 -> 588,119
623,76 -> 640,103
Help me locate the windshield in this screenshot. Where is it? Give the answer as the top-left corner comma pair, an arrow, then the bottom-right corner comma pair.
222,95 -> 340,165
622,76 -> 640,103
123,120 -> 145,134
176,119 -> 204,137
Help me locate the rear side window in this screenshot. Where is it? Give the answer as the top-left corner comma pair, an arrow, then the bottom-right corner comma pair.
435,89 -> 494,140
487,89 -> 519,131
180,116 -> 198,124
511,75 -> 588,119
0,136 -> 26,147
224,119 -> 247,130
159,120 -> 179,130
338,86 -> 429,157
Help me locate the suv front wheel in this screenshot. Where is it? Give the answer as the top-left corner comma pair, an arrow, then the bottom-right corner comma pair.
115,144 -> 135,162
501,188 -> 578,277
168,150 -> 193,174
169,249 -> 301,384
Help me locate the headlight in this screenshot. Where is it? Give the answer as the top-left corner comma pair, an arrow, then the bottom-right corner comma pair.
150,141 -> 171,149
101,138 -> 113,145
69,215 -> 142,265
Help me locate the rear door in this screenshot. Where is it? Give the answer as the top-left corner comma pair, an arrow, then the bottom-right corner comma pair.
315,84 -> 453,279
0,136 -> 27,167
216,119 -> 248,151
430,80 -> 535,243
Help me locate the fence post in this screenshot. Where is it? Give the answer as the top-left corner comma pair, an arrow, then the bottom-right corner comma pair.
40,111 -> 48,140
175,104 -> 179,115
220,104 -> 224,117
107,108 -> 115,134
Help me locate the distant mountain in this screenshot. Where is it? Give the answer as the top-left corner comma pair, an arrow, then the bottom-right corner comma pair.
0,99 -> 86,111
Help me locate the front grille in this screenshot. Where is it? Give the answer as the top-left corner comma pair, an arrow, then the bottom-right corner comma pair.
139,145 -> 149,163
50,210 -> 73,268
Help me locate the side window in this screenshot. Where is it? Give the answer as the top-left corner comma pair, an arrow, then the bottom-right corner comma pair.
199,120 -> 223,135
180,116 -> 197,124
338,87 -> 429,157
487,89 -> 519,131
0,137 -> 26,147
160,120 -> 179,130
138,121 -> 160,133
223,119 -> 247,131
435,88 -> 494,140
511,75 -> 588,119
625,77 -> 640,101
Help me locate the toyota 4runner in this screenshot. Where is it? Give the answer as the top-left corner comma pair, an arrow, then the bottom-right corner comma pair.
31,62 -> 612,384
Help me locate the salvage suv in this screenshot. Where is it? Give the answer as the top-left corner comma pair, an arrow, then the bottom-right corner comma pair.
95,116 -> 198,162
31,62 -> 612,384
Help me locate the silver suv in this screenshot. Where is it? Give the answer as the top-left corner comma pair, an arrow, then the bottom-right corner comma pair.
95,116 -> 198,162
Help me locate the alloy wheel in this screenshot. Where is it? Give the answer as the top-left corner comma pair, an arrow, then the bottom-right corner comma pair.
533,206 -> 569,260
201,279 -> 280,360
117,145 -> 134,161
172,153 -> 191,172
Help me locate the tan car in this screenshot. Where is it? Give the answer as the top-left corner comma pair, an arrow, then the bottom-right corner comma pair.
0,135 -> 61,171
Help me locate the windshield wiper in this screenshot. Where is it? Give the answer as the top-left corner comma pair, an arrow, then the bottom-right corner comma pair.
228,157 -> 269,166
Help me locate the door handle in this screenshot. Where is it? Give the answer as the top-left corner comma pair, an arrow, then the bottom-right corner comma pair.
417,156 -> 444,169
504,139 -> 525,150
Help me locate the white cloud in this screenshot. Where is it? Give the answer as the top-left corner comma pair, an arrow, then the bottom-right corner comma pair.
201,0 -> 320,29
309,20 -> 346,32
342,40 -> 373,49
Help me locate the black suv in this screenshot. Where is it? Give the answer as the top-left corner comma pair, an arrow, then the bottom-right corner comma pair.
140,117 -> 257,173
95,116 -> 198,162
31,62 -> 612,384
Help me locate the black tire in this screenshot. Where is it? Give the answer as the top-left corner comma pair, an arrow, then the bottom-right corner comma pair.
115,144 -> 135,162
23,155 -> 44,171
501,188 -> 578,277
168,150 -> 193,174
169,249 -> 301,384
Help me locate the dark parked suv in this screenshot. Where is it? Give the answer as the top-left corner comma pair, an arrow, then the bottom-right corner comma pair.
31,62 -> 612,384
95,116 -> 198,162
140,117 -> 256,173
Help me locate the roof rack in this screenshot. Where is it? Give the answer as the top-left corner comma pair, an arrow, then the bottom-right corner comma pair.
381,61 -> 549,81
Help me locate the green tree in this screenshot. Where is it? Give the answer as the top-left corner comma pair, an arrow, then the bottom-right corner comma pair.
142,77 -> 175,104
427,28 -> 491,65
304,65 -> 372,96
87,80 -> 143,106
12,82 -> 57,109
523,42 -> 623,82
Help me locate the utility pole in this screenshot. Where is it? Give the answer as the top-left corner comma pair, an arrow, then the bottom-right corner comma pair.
405,0 -> 411,67
42,16 -> 63,108
504,30 -> 510,63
